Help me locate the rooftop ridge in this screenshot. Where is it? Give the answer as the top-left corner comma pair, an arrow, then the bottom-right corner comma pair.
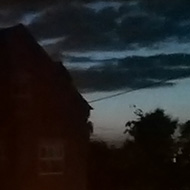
0,23 -> 26,35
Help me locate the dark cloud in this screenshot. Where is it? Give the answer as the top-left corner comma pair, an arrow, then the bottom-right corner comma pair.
117,15 -> 165,44
29,5 -> 95,38
0,0 -> 77,8
28,4 -> 120,51
1,1 -> 190,93
69,54 -> 190,92
1,0 -> 190,53
25,0 -> 190,53
140,0 -> 190,19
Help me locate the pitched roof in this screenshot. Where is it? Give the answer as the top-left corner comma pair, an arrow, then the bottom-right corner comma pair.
0,24 -> 92,120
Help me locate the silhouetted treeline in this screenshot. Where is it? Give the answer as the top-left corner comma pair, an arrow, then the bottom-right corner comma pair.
88,109 -> 190,190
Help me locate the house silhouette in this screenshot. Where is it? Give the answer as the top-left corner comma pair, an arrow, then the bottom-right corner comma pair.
0,24 -> 92,190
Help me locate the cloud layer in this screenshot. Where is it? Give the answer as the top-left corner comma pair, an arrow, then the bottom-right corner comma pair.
1,0 -> 190,52
70,54 -> 190,92
1,0 -> 190,92
31,0 -> 190,51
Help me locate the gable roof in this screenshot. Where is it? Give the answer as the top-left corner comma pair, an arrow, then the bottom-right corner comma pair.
0,24 -> 92,122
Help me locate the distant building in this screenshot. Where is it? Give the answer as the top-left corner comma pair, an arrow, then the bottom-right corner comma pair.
0,24 -> 92,190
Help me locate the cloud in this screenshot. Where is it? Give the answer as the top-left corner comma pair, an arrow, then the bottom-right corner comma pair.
25,0 -> 190,54
0,0 -> 190,59
0,0 -> 74,8
1,0 -> 190,57
69,54 -> 190,92
85,1 -> 122,12
28,4 -> 120,49
1,1 -> 190,93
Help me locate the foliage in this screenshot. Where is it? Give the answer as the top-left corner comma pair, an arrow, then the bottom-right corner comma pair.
125,108 -> 177,142
88,109 -> 190,190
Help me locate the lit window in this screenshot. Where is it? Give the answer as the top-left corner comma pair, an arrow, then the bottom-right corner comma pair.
39,140 -> 64,175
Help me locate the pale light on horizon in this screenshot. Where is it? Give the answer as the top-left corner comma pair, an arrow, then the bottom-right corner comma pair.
84,77 -> 190,144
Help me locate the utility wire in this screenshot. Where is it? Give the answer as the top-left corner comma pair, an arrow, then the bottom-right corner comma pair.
88,77 -> 175,104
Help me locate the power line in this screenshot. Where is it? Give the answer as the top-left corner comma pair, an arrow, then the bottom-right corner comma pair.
88,77 -> 175,103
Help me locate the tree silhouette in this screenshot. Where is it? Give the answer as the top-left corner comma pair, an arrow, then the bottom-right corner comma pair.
125,108 -> 177,163
177,120 -> 190,165
123,109 -> 179,190
87,109 -> 189,190
173,120 -> 190,190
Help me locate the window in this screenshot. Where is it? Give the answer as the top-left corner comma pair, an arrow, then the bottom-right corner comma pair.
39,139 -> 64,175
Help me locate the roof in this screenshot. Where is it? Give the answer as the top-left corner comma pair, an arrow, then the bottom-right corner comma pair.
0,24 -> 92,120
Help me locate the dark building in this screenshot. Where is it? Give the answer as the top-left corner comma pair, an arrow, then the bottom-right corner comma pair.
0,24 -> 92,190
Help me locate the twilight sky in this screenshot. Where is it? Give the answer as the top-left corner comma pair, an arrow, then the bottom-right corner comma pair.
2,0 -> 190,144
